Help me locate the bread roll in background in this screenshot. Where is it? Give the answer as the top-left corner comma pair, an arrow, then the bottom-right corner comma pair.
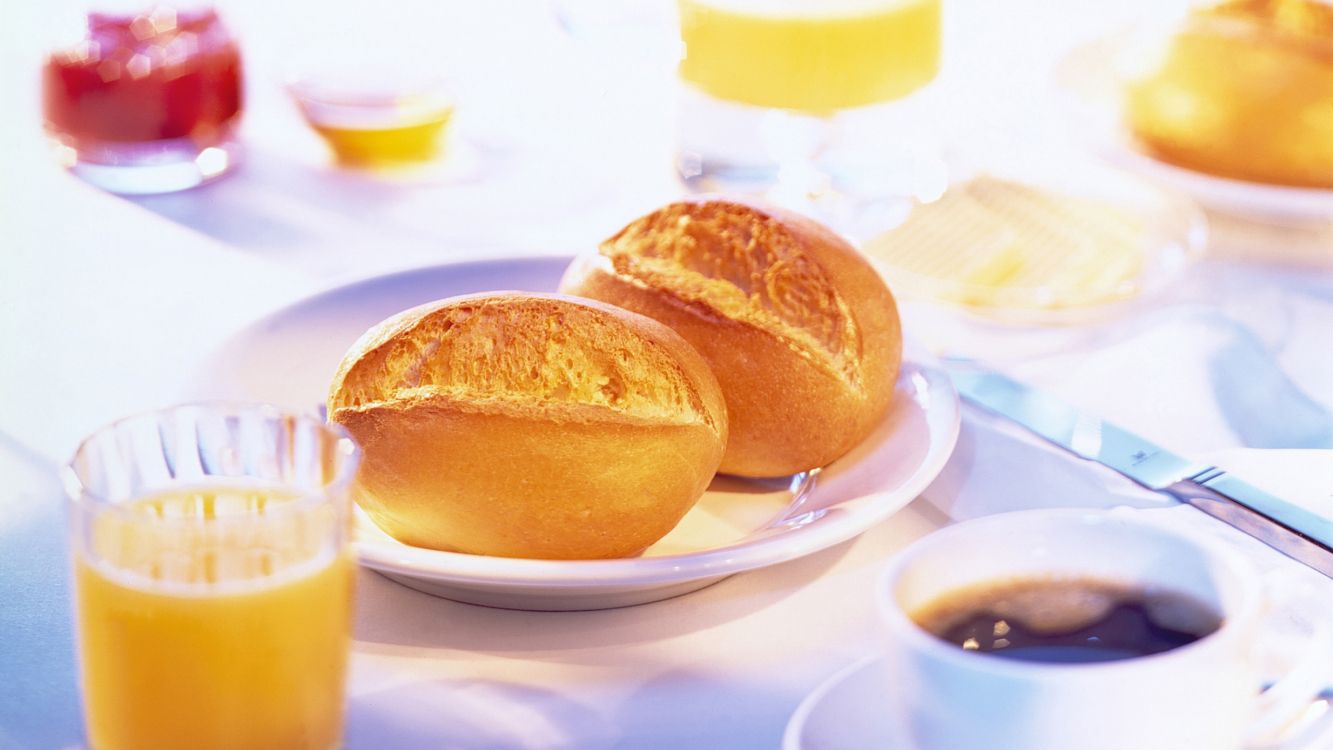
1124,0 -> 1333,188
560,197 -> 902,477
327,292 -> 728,560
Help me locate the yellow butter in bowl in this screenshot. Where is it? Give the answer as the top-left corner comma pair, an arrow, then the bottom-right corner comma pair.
287,70 -> 456,170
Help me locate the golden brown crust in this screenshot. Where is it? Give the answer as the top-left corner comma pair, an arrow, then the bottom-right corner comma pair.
599,199 -> 862,387
560,197 -> 902,477
329,292 -> 723,430
328,292 -> 728,559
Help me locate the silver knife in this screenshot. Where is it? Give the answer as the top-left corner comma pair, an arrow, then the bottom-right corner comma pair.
944,361 -> 1333,578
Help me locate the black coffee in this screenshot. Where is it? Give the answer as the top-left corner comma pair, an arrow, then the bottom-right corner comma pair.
910,577 -> 1222,664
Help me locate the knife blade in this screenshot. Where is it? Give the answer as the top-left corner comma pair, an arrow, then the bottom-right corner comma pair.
944,361 -> 1333,578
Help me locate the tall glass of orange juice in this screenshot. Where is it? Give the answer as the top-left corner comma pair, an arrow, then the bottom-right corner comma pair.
64,404 -> 360,750
676,0 -> 944,222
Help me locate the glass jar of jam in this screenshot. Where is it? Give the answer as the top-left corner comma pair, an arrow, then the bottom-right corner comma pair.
41,4 -> 243,193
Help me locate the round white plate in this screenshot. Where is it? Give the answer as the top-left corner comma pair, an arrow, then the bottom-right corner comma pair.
1054,28 -> 1333,223
783,656 -> 899,750
192,256 -> 961,610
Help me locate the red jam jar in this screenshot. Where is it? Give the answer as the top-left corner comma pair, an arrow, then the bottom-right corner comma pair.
41,4 -> 243,193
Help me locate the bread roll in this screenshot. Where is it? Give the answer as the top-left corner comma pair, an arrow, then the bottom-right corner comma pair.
327,292 -> 728,560
560,197 -> 902,477
1124,0 -> 1333,188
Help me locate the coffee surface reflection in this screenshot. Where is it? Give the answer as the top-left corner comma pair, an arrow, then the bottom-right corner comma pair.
910,577 -> 1222,664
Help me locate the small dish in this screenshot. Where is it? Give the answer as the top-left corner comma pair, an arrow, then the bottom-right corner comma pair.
1054,27 -> 1333,223
191,256 -> 961,610
286,64 -> 458,171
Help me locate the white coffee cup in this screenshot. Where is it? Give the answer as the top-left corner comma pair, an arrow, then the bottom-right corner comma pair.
877,509 -> 1333,750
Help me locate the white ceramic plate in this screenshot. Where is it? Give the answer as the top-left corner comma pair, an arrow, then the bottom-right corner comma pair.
192,256 -> 961,610
1054,28 -> 1333,223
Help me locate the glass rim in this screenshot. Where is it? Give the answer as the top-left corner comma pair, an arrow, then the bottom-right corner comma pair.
285,75 -> 458,107
63,400 -> 361,524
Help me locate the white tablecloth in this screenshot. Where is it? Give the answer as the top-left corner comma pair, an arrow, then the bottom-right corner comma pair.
2,1 -> 1330,748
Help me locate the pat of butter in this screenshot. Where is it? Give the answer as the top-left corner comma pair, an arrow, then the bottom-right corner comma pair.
863,176 -> 1147,311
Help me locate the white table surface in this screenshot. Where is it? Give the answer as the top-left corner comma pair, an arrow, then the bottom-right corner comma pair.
2,1 -> 1331,748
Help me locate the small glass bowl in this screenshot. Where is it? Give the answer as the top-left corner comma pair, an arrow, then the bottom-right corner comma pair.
42,4 -> 244,193
286,69 -> 457,170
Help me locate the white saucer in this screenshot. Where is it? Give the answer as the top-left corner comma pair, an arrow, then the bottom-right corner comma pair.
1054,28 -> 1333,223
783,656 -> 900,750
784,655 -> 1333,750
192,256 -> 961,610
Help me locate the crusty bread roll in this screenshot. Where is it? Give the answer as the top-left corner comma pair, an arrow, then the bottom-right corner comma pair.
560,197 -> 902,478
327,292 -> 728,560
1124,0 -> 1333,188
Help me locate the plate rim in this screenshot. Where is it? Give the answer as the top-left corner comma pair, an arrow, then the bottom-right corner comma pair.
353,355 -> 960,588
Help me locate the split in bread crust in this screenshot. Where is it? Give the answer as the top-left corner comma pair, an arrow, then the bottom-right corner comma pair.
601,200 -> 863,389
561,197 -> 902,478
330,293 -> 720,431
328,292 -> 728,560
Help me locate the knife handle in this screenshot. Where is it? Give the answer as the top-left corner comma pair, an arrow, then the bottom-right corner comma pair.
1166,472 -> 1333,579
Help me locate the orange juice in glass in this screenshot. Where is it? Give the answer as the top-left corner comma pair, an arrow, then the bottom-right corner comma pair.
65,404 -> 360,750
676,0 -> 943,206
